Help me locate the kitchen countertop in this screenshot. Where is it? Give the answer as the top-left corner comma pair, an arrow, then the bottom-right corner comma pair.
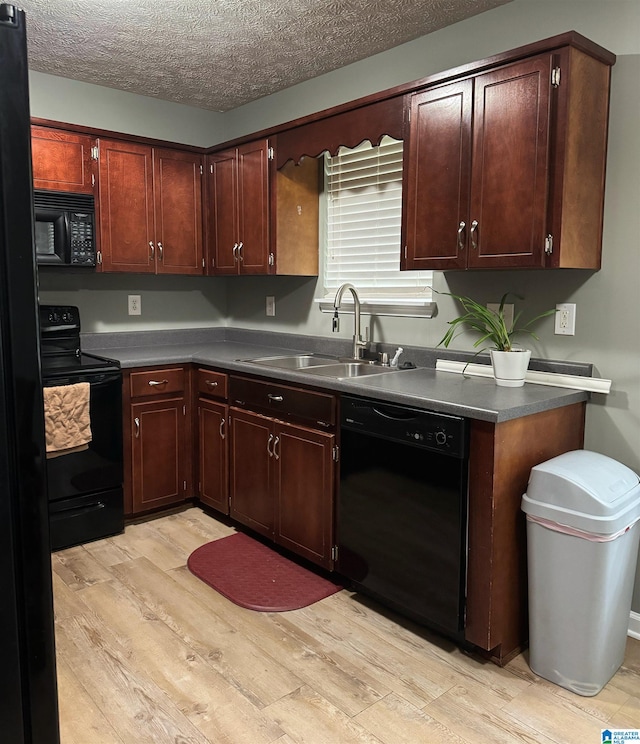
86,331 -> 589,423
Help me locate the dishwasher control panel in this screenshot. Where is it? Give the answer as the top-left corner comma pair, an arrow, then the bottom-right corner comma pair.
341,395 -> 467,459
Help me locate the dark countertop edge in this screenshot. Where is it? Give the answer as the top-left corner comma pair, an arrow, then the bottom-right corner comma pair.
87,333 -> 589,424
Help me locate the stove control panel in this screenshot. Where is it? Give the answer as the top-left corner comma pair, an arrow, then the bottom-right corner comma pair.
40,305 -> 79,331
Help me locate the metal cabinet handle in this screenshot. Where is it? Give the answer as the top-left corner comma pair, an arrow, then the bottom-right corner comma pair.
267,394 -> 283,402
134,417 -> 140,438
149,241 -> 155,260
237,242 -> 244,262
470,220 -> 479,250
205,380 -> 218,388
158,242 -> 163,261
148,379 -> 168,387
273,435 -> 280,460
457,221 -> 466,251
267,433 -> 274,457
232,243 -> 238,262
219,417 -> 226,440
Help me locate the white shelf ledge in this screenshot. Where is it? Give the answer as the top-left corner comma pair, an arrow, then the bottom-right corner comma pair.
435,359 -> 611,394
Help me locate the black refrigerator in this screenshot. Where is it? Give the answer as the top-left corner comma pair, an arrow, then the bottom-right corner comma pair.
0,4 -> 60,743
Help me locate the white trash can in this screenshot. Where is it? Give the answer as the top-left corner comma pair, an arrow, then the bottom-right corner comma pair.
522,450 -> 640,696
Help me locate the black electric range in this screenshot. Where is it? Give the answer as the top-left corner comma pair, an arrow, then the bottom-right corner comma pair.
40,305 -> 124,550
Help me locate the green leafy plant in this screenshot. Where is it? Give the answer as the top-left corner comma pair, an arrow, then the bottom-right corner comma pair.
437,291 -> 556,352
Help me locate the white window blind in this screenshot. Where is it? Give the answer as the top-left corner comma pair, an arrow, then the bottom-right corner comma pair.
323,135 -> 432,304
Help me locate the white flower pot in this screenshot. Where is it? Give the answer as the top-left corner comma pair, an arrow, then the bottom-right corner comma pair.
490,349 -> 531,387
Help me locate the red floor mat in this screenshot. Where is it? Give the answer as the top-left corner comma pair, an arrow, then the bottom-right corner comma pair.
187,532 -> 342,612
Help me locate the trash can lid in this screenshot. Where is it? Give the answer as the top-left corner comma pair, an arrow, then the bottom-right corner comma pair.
522,450 -> 640,534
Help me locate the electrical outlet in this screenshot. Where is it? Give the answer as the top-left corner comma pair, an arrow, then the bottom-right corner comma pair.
128,294 -> 141,316
555,303 -> 576,335
487,302 -> 514,329
266,296 -> 275,317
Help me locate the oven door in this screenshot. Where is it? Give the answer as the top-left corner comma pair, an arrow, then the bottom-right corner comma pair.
44,370 -> 123,502
44,370 -> 123,550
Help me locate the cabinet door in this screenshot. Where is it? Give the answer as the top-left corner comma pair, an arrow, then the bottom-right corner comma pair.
206,150 -> 238,274
97,139 -> 155,273
274,422 -> 335,569
154,149 -> 204,275
229,408 -> 274,537
468,55 -> 552,269
402,81 -> 472,270
198,398 -> 228,514
131,397 -> 186,513
31,127 -> 95,194
237,139 -> 270,274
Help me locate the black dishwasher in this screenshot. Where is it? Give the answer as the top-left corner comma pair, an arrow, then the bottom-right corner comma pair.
338,395 -> 469,639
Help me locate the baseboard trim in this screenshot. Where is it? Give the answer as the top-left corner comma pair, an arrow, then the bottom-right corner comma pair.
629,611 -> 640,640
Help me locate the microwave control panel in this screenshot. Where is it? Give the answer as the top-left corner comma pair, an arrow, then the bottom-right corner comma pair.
69,212 -> 95,265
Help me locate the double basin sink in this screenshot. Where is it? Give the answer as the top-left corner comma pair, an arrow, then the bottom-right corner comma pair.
247,354 -> 400,380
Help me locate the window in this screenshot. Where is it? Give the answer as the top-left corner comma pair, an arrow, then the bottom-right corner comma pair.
320,135 -> 433,316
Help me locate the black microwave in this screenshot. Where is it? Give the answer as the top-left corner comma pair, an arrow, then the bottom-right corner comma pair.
33,190 -> 96,266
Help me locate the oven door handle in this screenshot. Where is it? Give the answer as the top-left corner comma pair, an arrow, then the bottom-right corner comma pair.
43,370 -> 122,387
49,501 -> 106,520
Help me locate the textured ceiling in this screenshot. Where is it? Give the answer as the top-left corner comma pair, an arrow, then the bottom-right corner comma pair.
21,0 -> 511,112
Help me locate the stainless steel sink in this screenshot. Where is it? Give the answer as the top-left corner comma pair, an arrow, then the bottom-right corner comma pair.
301,362 -> 399,379
247,354 -> 400,379
248,354 -> 338,369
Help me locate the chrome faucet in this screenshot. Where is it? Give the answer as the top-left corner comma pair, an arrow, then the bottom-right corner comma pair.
332,283 -> 367,360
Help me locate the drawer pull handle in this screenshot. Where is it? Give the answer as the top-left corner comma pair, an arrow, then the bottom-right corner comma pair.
148,379 -> 169,387
205,380 -> 218,388
134,417 -> 140,438
273,435 -> 280,460
220,417 -> 226,440
267,433 -> 274,457
267,394 -> 283,402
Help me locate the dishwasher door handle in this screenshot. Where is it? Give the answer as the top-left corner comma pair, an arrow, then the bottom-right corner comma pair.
370,405 -> 418,421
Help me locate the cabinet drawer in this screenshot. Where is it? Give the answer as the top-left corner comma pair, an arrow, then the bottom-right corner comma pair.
196,368 -> 228,400
130,367 -> 185,398
230,375 -> 336,428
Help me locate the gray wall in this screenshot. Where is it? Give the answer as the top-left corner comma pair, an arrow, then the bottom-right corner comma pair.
29,71 -> 230,147
33,0 -> 640,611
38,272 -> 228,330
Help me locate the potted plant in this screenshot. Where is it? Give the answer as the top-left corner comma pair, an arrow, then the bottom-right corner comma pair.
437,292 -> 556,387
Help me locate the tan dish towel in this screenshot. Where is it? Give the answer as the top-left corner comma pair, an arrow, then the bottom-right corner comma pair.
43,382 -> 92,458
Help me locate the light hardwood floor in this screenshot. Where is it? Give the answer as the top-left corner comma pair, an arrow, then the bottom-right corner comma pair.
52,507 -> 640,743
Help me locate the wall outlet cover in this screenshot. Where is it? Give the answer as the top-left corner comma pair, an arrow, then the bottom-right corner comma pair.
487,302 -> 514,330
555,303 -> 576,335
128,294 -> 141,316
266,296 -> 275,317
